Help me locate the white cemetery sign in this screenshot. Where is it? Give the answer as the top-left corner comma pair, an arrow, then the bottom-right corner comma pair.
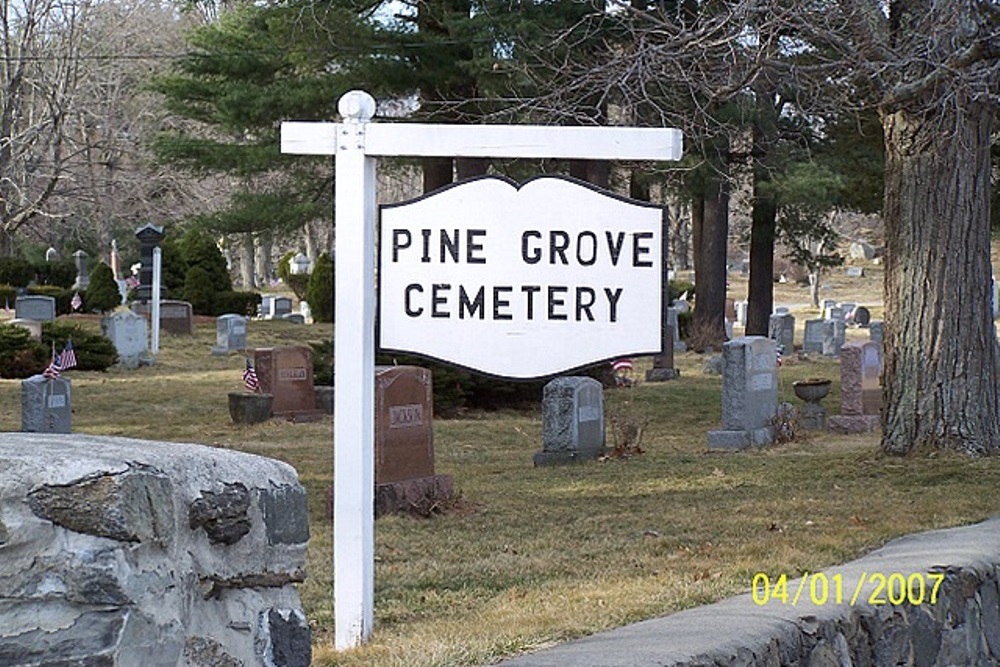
379,176 -> 663,378
281,90 -> 683,649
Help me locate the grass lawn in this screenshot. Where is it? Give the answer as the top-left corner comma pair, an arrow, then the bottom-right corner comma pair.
2,270 -> 999,667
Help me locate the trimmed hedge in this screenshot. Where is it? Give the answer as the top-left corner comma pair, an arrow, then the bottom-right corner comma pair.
213,291 -> 261,317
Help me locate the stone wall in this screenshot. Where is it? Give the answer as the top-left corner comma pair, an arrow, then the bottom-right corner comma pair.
498,516 -> 1000,666
0,433 -> 311,667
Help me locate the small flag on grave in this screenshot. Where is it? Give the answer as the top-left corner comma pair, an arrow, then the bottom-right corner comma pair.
43,345 -> 62,380
243,357 -> 260,393
70,291 -> 82,311
125,275 -> 140,289
60,340 -> 77,370
611,358 -> 635,387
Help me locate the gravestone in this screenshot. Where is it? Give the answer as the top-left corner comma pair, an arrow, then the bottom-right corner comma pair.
213,314 -> 248,355
10,318 -> 42,341
869,321 -> 884,346
45,246 -> 58,262
260,295 -> 275,319
159,300 -> 193,335
667,307 -> 685,352
803,319 -> 825,353
768,313 -> 795,352
708,337 -> 778,450
134,223 -> 164,302
535,376 -> 605,465
828,341 -> 882,434
846,266 -> 864,278
101,311 -> 150,369
646,319 -> 679,382
821,299 -> 837,312
15,295 -> 56,322
373,366 -> 453,516
822,319 -> 846,356
725,299 -> 736,324
735,300 -> 748,327
282,313 -> 306,325
824,305 -> 845,322
254,346 -> 323,421
774,306 -> 790,315
72,249 -> 90,291
853,306 -> 872,327
273,297 -> 293,319
21,375 -> 72,433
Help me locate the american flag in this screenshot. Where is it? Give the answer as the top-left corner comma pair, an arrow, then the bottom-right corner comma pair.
43,346 -> 62,380
70,292 -> 82,311
60,340 -> 77,370
611,358 -> 634,373
125,275 -> 140,289
243,357 -> 260,393
776,344 -> 784,367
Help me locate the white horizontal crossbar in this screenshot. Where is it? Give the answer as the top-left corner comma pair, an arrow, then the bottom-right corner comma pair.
281,121 -> 683,161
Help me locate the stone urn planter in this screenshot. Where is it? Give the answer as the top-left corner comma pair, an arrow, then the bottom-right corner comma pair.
791,378 -> 831,431
228,391 -> 273,425
792,378 -> 832,403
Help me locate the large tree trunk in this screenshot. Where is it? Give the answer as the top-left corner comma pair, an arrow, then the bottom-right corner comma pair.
693,178 -> 729,346
745,169 -> 777,336
881,100 -> 999,455
422,157 -> 453,193
239,233 -> 256,289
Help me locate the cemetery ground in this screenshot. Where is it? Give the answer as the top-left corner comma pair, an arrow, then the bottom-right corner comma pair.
2,269 -> 1000,667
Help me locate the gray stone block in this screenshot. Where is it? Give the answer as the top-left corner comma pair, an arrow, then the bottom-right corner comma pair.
536,376 -> 604,465
21,375 -> 71,434
707,426 -> 775,451
260,485 -> 309,546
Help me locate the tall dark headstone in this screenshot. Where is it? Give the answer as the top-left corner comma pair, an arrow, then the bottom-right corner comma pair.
134,223 -> 164,303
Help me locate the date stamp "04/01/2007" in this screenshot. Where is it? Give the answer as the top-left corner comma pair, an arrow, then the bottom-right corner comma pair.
751,571 -> 946,607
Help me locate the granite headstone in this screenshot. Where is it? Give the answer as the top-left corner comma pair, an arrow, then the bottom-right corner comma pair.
535,376 -> 605,465
707,336 -> 778,450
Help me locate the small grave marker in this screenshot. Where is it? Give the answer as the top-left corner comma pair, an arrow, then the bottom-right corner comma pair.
21,375 -> 71,433
828,341 -> 882,434
213,314 -> 247,355
253,346 -> 323,420
535,376 -> 605,465
101,311 -> 150,369
15,295 -> 56,322
803,319 -> 825,353
768,313 -> 795,352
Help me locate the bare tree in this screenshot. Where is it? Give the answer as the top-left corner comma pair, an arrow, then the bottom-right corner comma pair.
0,0 -> 86,256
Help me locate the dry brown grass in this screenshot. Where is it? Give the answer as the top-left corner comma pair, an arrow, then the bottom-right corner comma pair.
1,268 -> 999,667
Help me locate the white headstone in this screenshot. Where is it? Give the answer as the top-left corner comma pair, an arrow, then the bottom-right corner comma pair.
102,311 -> 149,369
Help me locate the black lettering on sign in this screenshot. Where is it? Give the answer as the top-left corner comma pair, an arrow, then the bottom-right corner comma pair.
522,230 -> 542,264
459,286 -> 485,319
548,286 -> 568,320
440,228 -> 460,263
392,229 -> 411,262
421,229 -> 432,263
606,231 -> 626,266
633,232 -> 654,267
577,231 -> 597,266
431,283 -> 450,318
522,285 -> 541,320
604,287 -> 623,322
576,287 -> 596,321
467,229 -> 487,264
549,231 -> 570,265
494,286 -> 513,320
405,284 -> 423,317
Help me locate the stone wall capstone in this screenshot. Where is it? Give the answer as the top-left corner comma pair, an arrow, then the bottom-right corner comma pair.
0,433 -> 311,667
495,516 -> 1000,666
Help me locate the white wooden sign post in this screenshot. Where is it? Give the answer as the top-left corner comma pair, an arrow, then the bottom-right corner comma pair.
281,90 -> 682,650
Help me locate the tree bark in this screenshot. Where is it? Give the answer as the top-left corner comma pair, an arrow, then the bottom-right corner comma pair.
239,233 -> 256,289
746,170 -> 777,336
881,100 -> 999,455
693,177 -> 729,346
422,157 -> 453,193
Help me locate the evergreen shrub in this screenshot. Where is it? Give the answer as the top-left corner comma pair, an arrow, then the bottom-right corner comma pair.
84,263 -> 122,314
305,253 -> 333,323
42,322 -> 118,371
0,324 -> 47,378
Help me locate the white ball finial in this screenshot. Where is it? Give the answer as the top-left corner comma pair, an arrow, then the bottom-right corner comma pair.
338,91 -> 376,122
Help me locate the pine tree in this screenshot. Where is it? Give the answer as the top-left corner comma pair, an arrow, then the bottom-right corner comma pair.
85,263 -> 122,314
